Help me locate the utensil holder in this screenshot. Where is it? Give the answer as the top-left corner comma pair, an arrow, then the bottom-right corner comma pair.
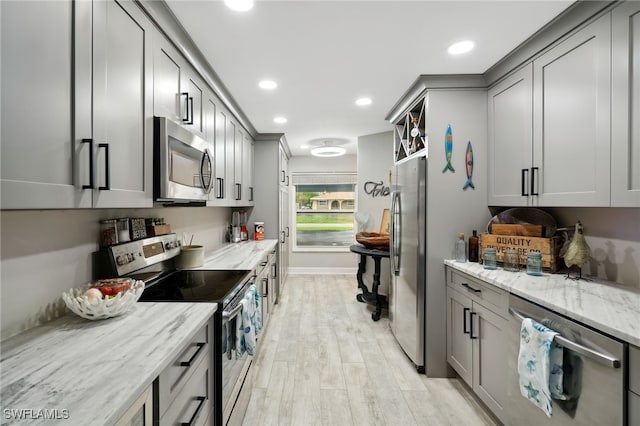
176,245 -> 204,269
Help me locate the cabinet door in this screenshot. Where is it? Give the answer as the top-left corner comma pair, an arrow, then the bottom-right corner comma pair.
205,94 -> 227,205
446,288 -> 473,385
234,126 -> 244,203
92,0 -> 153,208
153,39 -> 183,123
243,134 -> 254,204
532,14 -> 611,206
487,64 -> 533,206
612,2 -> 640,207
115,384 -> 153,426
0,0 -> 92,209
471,302 -> 507,419
183,72 -> 205,138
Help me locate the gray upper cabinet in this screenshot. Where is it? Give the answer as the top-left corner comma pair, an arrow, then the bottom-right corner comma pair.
1,0 -> 89,209
153,41 -> 183,123
92,0 -> 153,208
612,2 -> 640,207
183,73 -> 205,139
532,13 -> 611,206
487,65 -> 533,206
205,93 -> 226,205
1,0 -> 152,209
243,133 -> 254,204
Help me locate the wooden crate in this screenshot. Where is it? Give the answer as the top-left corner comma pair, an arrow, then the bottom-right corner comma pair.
479,233 -> 563,273
146,224 -> 172,237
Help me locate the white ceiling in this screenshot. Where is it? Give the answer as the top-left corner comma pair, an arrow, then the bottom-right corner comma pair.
166,0 -> 574,156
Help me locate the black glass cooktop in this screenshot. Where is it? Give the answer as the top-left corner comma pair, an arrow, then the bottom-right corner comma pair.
138,269 -> 251,305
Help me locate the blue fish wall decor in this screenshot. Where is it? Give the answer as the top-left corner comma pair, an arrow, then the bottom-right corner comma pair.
463,141 -> 475,190
442,124 -> 455,173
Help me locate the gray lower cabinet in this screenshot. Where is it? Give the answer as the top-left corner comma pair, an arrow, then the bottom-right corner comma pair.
156,318 -> 213,426
116,384 -> 154,426
1,0 -> 153,209
446,268 -> 507,420
611,1 -> 640,207
630,345 -> 640,425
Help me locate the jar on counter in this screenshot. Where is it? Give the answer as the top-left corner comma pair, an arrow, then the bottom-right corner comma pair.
526,252 -> 543,276
483,248 -> 497,270
117,218 -> 131,243
100,219 -> 118,247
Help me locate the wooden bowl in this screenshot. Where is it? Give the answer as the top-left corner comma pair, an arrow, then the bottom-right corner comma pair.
356,232 -> 390,249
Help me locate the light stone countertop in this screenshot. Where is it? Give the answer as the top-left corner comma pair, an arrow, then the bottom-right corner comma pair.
0,302 -> 217,425
444,260 -> 640,347
186,239 -> 278,271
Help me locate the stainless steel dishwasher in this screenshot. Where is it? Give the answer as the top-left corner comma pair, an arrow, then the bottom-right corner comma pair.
505,294 -> 626,425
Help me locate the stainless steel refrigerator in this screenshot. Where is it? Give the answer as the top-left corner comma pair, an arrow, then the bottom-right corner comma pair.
390,156 -> 426,373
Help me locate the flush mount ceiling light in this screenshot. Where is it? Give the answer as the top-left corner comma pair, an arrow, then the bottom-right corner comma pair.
311,141 -> 346,157
448,40 -> 475,55
224,0 -> 254,12
273,116 -> 287,124
259,80 -> 277,90
355,97 -> 372,106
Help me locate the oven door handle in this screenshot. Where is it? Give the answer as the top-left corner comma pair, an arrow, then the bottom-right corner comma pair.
508,308 -> 621,368
223,301 -> 244,320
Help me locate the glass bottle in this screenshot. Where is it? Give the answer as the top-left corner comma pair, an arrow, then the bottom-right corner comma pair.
526,252 -> 543,276
468,230 -> 479,262
455,233 -> 466,263
483,248 -> 497,270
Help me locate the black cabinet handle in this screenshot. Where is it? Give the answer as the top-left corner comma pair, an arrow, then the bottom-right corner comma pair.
531,167 -> 539,196
82,138 -> 94,189
180,342 -> 206,367
216,178 -> 224,199
98,143 -> 110,190
187,97 -> 194,125
272,263 -> 277,279
286,175 -> 289,186
285,226 -> 290,237
461,282 -> 481,293
249,187 -> 254,202
235,183 -> 242,200
521,168 -> 529,196
262,277 -> 268,296
180,396 -> 206,426
280,231 -> 285,244
181,92 -> 189,123
280,170 -> 285,183
463,307 -> 470,334
470,312 -> 478,339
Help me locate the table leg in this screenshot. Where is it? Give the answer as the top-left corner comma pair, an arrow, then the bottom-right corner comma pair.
371,257 -> 382,321
355,253 -> 370,303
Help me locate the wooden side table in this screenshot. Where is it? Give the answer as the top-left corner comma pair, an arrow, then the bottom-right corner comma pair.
349,244 -> 390,321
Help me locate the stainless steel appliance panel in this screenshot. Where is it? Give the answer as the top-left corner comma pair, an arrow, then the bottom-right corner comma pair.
505,294 -> 625,426
390,157 -> 426,370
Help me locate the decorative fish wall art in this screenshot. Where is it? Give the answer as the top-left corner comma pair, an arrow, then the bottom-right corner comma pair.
442,124 -> 455,173
463,140 -> 475,190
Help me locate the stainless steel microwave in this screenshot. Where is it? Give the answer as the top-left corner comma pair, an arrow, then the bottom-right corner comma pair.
154,116 -> 212,203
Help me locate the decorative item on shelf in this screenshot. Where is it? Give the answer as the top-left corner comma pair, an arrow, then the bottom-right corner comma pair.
526,252 -> 543,276
483,248 -> 497,270
455,232 -> 466,262
62,279 -> 144,320
462,141 -> 475,190
254,222 -> 265,240
354,212 -> 370,232
100,219 -> 119,247
379,208 -> 390,235
503,248 -> 520,272
442,124 -> 455,173
355,232 -> 389,250
129,218 -> 147,240
468,230 -> 479,262
117,219 -> 131,243
145,218 -> 171,236
479,233 -> 563,273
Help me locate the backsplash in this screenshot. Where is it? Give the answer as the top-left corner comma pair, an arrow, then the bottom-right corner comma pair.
0,207 -> 231,340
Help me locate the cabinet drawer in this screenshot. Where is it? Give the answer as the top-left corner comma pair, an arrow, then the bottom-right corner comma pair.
158,320 -> 212,417
160,349 -> 212,426
630,390 -> 640,426
630,345 -> 640,394
448,269 -> 508,316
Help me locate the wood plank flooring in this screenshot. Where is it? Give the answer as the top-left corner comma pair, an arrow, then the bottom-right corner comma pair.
244,274 -> 498,426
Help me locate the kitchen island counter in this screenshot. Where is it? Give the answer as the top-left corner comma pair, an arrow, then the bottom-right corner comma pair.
0,302 -> 216,425
445,260 -> 640,346
193,239 -> 278,271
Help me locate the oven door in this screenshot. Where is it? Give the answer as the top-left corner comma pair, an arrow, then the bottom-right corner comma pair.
154,116 -> 212,202
221,295 -> 253,426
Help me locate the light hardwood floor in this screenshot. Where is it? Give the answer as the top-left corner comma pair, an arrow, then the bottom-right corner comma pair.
244,274 -> 498,426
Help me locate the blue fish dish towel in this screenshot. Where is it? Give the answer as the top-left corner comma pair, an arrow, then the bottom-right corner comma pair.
517,318 -> 566,417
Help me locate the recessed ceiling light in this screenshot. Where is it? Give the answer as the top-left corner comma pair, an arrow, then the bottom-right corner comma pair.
224,0 -> 254,12
311,146 -> 346,157
300,145 -> 310,149
355,97 -> 372,106
273,116 -> 287,124
259,80 -> 277,90
448,40 -> 475,55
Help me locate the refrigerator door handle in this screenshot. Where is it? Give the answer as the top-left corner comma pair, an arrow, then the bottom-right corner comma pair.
391,191 -> 401,275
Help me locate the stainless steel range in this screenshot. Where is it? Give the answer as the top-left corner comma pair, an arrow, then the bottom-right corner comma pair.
96,234 -> 256,426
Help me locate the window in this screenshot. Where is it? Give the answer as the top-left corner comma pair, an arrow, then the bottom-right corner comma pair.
293,172 -> 357,250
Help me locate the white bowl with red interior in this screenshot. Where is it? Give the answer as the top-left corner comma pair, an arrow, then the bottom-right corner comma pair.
62,278 -> 145,320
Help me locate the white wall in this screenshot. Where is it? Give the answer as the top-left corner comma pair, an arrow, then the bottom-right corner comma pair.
287,155 -> 358,274
356,131 -> 394,295
545,207 -> 640,287
0,207 -> 231,340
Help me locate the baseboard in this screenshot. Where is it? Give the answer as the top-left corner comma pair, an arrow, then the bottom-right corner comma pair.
288,267 -> 357,275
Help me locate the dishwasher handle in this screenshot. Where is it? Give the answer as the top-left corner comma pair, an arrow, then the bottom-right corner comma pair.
509,308 -> 621,369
